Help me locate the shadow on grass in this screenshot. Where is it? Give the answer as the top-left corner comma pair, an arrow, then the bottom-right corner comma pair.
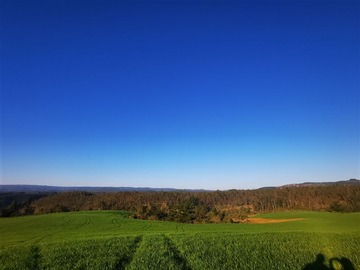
115,236 -> 143,270
163,235 -> 192,270
303,253 -> 356,270
26,245 -> 41,270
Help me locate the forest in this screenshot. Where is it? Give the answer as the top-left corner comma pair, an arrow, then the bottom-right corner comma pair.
1,181 -> 359,223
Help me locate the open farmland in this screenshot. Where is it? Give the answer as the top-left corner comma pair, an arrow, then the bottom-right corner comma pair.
0,211 -> 359,269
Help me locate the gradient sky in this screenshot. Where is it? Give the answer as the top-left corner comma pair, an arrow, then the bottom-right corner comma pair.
1,0 -> 359,190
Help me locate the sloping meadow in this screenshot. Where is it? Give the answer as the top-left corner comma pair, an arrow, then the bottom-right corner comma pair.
0,211 -> 359,269
1,232 -> 359,270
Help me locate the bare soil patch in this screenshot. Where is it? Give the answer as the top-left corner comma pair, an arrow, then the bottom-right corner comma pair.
245,217 -> 304,224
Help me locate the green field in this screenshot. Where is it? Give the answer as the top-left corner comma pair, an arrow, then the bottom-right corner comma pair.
0,211 -> 359,269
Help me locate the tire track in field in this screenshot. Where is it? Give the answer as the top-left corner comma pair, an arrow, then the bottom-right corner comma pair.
134,222 -> 151,232
115,236 -> 142,270
22,231 -> 58,244
163,235 -> 192,270
60,217 -> 74,226
143,223 -> 152,231
32,234 -> 53,243
21,218 -> 75,244
111,218 -> 122,229
19,235 -> 43,244
74,216 -> 92,229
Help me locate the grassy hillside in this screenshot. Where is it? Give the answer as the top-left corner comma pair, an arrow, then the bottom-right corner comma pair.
0,211 -> 359,269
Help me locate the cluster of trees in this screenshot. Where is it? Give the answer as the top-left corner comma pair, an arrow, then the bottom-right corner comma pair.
1,183 -> 359,222
0,192 -> 51,217
130,198 -> 250,223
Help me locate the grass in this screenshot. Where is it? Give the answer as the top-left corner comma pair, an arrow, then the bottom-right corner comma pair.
172,232 -> 360,270
0,211 -> 359,269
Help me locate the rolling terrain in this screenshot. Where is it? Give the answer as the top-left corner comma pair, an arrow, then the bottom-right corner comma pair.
1,211 -> 359,269
1,179 -> 358,193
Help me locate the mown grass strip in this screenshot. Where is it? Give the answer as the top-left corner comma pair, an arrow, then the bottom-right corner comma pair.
126,235 -> 191,270
115,236 -> 142,270
163,236 -> 191,270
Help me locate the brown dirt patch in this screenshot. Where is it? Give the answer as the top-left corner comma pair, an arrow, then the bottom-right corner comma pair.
245,217 -> 304,224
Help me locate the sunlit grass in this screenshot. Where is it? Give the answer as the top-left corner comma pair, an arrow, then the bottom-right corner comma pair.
0,211 -> 359,269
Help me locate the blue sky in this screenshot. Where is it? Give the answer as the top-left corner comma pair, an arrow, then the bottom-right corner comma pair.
1,0 -> 359,189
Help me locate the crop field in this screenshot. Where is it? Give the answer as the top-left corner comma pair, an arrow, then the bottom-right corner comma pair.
0,211 -> 359,269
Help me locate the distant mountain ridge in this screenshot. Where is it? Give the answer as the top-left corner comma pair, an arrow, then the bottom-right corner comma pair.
0,179 -> 358,193
0,185 -> 208,193
281,178 -> 359,188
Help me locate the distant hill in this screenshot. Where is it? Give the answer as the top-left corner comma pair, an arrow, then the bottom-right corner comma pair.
0,179 -> 358,193
0,185 -> 208,193
281,179 -> 360,188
